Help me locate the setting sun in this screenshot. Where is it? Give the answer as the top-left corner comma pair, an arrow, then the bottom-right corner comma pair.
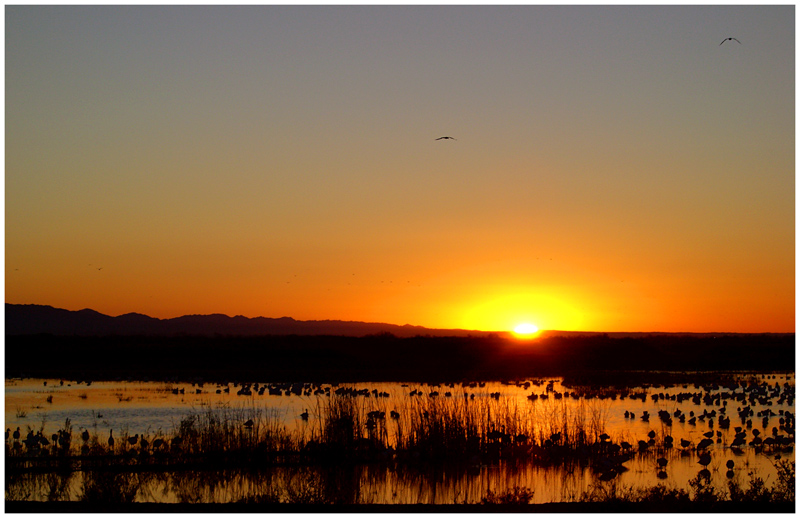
513,323 -> 539,336
458,291 -> 585,333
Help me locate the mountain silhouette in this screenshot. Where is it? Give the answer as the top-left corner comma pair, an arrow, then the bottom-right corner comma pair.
5,305 -> 793,382
4,304 -> 497,338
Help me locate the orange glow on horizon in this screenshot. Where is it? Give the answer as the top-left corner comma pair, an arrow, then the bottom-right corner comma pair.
457,291 -> 586,333
5,259 -> 795,334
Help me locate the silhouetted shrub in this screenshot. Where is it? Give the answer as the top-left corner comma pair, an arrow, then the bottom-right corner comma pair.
480,486 -> 534,505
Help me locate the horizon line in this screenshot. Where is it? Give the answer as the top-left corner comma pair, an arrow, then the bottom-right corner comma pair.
5,303 -> 795,336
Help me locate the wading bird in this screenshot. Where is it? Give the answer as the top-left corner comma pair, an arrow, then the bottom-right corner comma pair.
108,430 -> 115,449
720,37 -> 741,45
731,435 -> 746,448
697,438 -> 714,450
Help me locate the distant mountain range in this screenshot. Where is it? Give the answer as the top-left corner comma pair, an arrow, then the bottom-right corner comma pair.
4,304 -> 500,338
7,305 -> 794,382
6,304 -> 791,339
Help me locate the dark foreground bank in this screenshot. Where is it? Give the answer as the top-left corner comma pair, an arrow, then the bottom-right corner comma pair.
5,332 -> 794,383
6,500 -> 796,513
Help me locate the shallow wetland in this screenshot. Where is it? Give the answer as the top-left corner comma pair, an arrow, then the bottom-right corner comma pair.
5,371 -> 795,506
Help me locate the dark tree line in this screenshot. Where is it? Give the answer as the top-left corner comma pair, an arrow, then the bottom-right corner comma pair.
5,332 -> 793,383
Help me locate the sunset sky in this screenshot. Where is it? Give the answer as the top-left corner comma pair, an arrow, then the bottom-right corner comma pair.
5,5 -> 795,333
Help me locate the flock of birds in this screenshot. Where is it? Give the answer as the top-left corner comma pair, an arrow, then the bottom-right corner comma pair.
5,426 -> 170,457
167,379 -> 490,399
595,378 -> 794,480
8,373 -> 791,484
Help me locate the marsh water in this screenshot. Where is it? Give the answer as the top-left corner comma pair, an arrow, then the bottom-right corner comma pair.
6,374 -> 795,504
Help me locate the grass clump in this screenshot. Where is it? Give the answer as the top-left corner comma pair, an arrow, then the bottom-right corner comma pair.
480,486 -> 535,505
728,460 -> 795,504
316,394 -> 363,453
169,403 -> 300,462
402,393 -> 484,460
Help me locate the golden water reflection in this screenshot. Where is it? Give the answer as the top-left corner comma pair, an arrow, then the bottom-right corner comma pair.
5,373 -> 794,504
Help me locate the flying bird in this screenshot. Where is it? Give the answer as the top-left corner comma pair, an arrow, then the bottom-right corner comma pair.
435,136 -> 456,140
720,37 -> 741,45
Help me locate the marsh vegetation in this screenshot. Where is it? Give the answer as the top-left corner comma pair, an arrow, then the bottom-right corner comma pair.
5,372 -> 795,508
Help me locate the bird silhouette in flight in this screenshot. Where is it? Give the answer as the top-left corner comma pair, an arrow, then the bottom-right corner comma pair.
435,136 -> 456,140
720,37 -> 741,45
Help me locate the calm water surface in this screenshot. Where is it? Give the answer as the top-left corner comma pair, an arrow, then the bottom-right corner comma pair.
5,374 -> 794,504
